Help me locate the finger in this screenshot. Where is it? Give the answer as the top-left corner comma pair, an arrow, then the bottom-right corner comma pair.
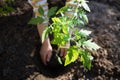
60,48 -> 64,57
41,52 -> 47,65
63,48 -> 67,57
46,51 -> 52,62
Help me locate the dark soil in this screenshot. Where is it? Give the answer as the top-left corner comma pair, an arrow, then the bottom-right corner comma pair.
0,0 -> 120,80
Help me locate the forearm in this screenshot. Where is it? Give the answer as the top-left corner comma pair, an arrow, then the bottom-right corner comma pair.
37,23 -> 49,40
28,0 -> 49,42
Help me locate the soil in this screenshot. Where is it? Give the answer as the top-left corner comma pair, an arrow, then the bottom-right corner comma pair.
0,0 -> 120,80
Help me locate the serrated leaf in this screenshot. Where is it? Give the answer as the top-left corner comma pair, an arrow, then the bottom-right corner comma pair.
62,25 -> 69,34
80,51 -> 92,69
51,33 -> 66,46
77,20 -> 85,26
64,46 -> 79,66
38,6 -> 44,15
81,2 -> 90,12
74,29 -> 81,40
28,17 -> 44,25
89,54 -> 94,60
56,6 -> 67,14
52,17 -> 61,23
47,7 -> 57,17
80,29 -> 91,36
82,14 -> 88,23
83,39 -> 100,50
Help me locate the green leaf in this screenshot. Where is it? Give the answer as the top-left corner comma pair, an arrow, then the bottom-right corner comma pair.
58,56 -> 63,64
52,17 -> 61,23
79,29 -> 91,36
38,6 -> 44,15
28,17 -> 44,25
77,40 -> 82,47
64,34 -> 71,43
56,6 -> 67,14
51,33 -> 66,46
83,39 -> 100,50
82,14 -> 88,23
74,29 -> 81,40
81,1 -> 90,12
62,25 -> 69,34
80,51 -> 93,69
64,46 -> 79,66
47,7 -> 57,17
78,20 -> 85,26
52,25 -> 61,33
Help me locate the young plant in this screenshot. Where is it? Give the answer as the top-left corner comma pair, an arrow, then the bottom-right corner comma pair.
29,0 -> 100,69
0,0 -> 15,16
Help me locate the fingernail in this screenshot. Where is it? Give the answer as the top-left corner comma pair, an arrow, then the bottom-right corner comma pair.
47,58 -> 50,62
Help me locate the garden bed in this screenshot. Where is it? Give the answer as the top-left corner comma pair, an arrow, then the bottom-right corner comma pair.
0,0 -> 120,80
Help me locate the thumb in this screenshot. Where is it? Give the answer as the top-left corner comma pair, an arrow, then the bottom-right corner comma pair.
46,51 -> 52,62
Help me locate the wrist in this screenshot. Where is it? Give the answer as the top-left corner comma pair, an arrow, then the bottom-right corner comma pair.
42,37 -> 51,46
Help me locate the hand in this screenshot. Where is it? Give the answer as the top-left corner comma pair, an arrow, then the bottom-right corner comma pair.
60,43 -> 70,57
40,38 -> 52,65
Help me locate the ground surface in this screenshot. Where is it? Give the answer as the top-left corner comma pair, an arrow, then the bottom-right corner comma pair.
0,0 -> 120,80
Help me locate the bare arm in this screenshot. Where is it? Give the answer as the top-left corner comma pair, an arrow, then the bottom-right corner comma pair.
28,0 -> 52,65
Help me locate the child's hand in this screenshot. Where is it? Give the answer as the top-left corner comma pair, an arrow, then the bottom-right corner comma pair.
40,38 -> 52,65
60,43 -> 70,57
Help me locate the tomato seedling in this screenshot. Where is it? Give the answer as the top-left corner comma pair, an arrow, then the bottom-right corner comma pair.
29,0 -> 100,69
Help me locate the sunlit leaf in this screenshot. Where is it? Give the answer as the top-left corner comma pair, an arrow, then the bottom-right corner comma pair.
74,29 -> 81,40
81,1 -> 90,12
79,29 -> 91,36
56,6 -> 67,14
52,17 -> 61,23
82,14 -> 88,23
62,25 -> 69,34
83,39 -> 100,50
64,46 -> 79,66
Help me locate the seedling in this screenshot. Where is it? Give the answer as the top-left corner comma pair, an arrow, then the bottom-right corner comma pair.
29,0 -> 100,69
